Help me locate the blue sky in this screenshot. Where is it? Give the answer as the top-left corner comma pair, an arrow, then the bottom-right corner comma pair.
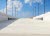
0,0 -> 50,18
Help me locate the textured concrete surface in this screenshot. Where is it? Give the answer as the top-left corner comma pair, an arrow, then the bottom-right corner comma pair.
0,18 -> 50,36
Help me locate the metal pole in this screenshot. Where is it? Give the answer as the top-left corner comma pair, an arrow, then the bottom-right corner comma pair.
38,3 -> 39,15
44,0 -> 45,13
34,6 -> 36,16
15,7 -> 16,17
12,2 -> 13,16
6,0 -> 7,14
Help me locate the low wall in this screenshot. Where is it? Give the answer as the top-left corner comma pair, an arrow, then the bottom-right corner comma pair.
43,13 -> 50,22
0,13 -> 8,22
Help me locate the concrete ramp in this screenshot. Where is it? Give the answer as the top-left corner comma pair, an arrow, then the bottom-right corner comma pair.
0,18 -> 50,36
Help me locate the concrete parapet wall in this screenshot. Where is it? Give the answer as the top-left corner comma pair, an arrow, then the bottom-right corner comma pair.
0,12 -> 8,22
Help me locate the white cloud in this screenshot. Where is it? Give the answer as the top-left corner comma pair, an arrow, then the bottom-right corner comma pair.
33,0 -> 42,3
25,0 -> 42,3
8,0 -> 11,2
25,0 -> 30,3
13,1 -> 23,11
25,0 -> 43,6
7,0 -> 23,11
0,0 -> 23,14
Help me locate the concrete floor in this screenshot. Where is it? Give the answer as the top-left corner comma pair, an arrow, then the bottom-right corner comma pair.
0,18 -> 50,36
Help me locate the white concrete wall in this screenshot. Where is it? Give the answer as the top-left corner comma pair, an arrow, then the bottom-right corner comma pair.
33,12 -> 50,22
43,12 -> 50,22
33,14 -> 44,20
0,13 -> 8,22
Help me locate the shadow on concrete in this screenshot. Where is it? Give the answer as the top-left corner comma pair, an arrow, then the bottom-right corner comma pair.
0,19 -> 17,30
36,17 -> 43,20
